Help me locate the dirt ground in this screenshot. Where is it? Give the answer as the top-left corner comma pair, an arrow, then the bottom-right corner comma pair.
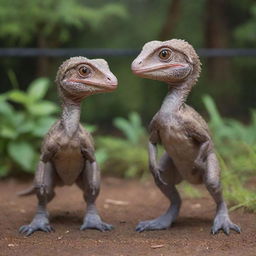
0,177 -> 255,256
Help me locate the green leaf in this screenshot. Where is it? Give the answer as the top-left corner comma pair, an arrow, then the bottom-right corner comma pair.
7,141 -> 35,171
0,126 -> 18,139
28,77 -> 50,100
202,94 -> 224,127
0,99 -> 14,116
95,149 -> 108,165
83,123 -> 97,133
32,117 -> 56,137
8,90 -> 30,104
114,117 -> 136,143
28,101 -> 59,116
16,120 -> 35,134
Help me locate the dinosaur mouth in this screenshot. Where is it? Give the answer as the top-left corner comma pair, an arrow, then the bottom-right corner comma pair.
132,63 -> 185,75
70,79 -> 117,90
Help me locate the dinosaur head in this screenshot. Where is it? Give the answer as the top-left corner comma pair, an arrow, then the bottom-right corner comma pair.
56,56 -> 118,101
131,39 -> 201,86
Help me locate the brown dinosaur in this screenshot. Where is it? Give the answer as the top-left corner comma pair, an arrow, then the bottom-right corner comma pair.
19,56 -> 118,236
131,39 -> 241,235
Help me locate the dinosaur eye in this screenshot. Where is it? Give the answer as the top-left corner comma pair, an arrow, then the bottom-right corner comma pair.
78,66 -> 91,77
159,49 -> 172,60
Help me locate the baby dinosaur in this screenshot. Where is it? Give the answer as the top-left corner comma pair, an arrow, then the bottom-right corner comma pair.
19,56 -> 118,236
131,39 -> 241,235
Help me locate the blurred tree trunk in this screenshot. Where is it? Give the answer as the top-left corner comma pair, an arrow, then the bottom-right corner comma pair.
205,0 -> 231,80
159,0 -> 181,40
37,33 -> 49,77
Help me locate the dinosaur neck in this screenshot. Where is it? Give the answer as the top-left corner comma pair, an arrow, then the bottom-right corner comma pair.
61,98 -> 81,137
159,82 -> 191,114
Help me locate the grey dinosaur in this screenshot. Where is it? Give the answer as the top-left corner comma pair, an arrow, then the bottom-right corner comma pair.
131,39 -> 241,235
19,56 -> 118,236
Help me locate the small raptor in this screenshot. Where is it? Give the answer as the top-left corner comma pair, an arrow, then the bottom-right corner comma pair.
19,56 -> 118,236
131,39 -> 241,235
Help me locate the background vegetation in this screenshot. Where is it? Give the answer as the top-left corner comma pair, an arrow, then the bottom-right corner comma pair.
0,0 -> 255,211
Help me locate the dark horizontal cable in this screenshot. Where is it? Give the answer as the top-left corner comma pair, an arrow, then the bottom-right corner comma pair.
197,48 -> 256,57
0,48 -> 139,57
0,48 -> 256,57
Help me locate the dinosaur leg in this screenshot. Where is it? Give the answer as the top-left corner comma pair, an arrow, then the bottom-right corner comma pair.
19,161 -> 56,236
204,152 -> 241,235
136,152 -> 182,232
77,161 -> 113,232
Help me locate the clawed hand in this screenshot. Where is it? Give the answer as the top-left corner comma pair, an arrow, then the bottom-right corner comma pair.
149,165 -> 168,186
194,155 -> 207,171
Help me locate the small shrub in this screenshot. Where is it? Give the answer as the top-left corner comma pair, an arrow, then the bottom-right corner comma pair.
202,95 -> 256,211
0,78 -> 58,176
97,112 -> 149,178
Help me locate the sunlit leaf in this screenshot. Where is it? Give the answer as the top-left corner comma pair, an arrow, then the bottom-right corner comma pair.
8,90 -> 30,104
28,101 -> 59,116
7,141 -> 35,171
32,117 -> 56,137
28,77 -> 50,100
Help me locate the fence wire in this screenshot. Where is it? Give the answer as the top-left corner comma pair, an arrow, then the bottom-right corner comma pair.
0,48 -> 256,57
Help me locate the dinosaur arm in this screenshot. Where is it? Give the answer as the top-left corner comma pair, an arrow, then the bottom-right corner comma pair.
148,120 -> 160,170
80,128 -> 96,162
148,141 -> 158,170
40,137 -> 59,163
185,121 -> 213,169
81,146 -> 95,162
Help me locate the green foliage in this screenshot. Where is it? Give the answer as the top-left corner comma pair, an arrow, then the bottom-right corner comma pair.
96,112 -> 149,178
113,112 -> 146,145
0,0 -> 127,45
0,78 -> 58,176
202,95 -> 256,211
179,182 -> 202,199
234,3 -> 256,44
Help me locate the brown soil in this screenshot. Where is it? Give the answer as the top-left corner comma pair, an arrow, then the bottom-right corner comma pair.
0,177 -> 255,256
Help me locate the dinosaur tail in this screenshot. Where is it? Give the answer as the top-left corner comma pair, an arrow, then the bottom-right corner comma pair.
17,186 -> 36,196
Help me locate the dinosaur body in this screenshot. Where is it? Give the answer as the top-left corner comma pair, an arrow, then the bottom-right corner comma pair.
41,121 -> 93,185
150,106 -> 203,185
19,56 -> 117,236
131,39 -> 240,235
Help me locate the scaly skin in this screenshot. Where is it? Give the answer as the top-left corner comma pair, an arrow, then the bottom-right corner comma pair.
131,39 -> 241,235
19,57 -> 118,236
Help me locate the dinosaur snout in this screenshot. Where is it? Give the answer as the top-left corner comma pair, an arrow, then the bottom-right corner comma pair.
131,58 -> 143,74
106,73 -> 118,89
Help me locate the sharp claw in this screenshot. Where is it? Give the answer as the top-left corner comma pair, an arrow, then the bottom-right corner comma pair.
135,225 -> 142,232
223,227 -> 230,236
232,224 -> 241,233
136,224 -> 147,233
48,226 -> 54,232
211,217 -> 241,235
25,229 -> 33,237
19,223 -> 54,236
104,224 -> 113,231
211,226 -> 219,235
19,226 -> 33,236
19,226 -> 26,234
43,226 -> 51,233
81,214 -> 113,232
98,226 -> 104,232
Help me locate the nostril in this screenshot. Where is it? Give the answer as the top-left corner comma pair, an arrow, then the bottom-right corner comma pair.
107,77 -> 111,81
138,61 -> 142,65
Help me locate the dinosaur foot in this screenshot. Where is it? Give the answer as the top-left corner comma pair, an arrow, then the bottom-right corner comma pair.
19,217 -> 54,236
136,215 -> 172,232
211,215 -> 241,235
80,213 -> 113,232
